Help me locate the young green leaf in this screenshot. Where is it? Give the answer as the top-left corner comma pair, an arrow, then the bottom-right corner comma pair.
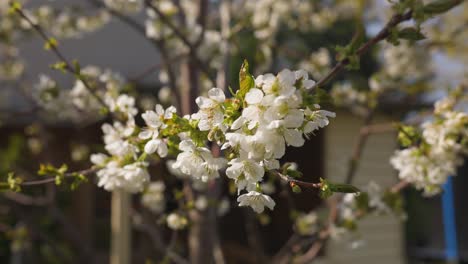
237,60 -> 255,100
398,27 -> 426,41
422,0 -> 463,15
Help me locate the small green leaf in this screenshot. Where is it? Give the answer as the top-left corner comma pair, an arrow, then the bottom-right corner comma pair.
341,218 -> 357,231
292,184 -> 302,193
319,178 -> 360,199
7,172 -> 22,192
355,192 -> 370,211
286,169 -> 302,178
228,86 -> 236,97
50,61 -> 67,73
72,59 -> 81,74
422,0 -> 463,15
70,173 -> 88,190
328,183 -> 360,194
398,27 -> 426,41
345,54 -> 360,70
397,125 -> 420,147
44,38 -> 58,50
382,191 -> 404,215
8,1 -> 22,14
319,178 -> 333,199
237,60 -> 255,101
348,25 -> 365,53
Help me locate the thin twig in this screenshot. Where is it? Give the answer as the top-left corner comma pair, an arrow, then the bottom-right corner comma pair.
14,8 -> 108,109
314,10 -> 413,88
18,168 -> 97,187
144,0 -> 216,84
273,170 -> 322,189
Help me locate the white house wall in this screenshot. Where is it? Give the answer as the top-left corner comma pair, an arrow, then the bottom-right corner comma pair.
323,110 -> 404,264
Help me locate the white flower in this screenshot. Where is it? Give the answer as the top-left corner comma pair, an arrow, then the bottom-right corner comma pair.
195,196 -> 209,211
366,181 -> 389,213
303,108 -> 336,134
90,153 -> 108,166
141,104 -> 175,130
237,191 -> 276,213
158,86 -> 172,103
102,120 -> 138,157
217,198 -> 230,216
294,69 -> 316,89
141,181 -> 166,213
260,182 -> 276,194
262,69 -> 296,97
166,213 -> 188,230
172,140 -> 227,182
107,94 -> 138,117
193,88 -> 226,132
144,138 -> 168,157
166,160 -> 189,179
268,120 -> 305,147
96,161 -> 149,193
245,88 -> 264,105
295,212 -> 318,235
139,104 -> 175,157
226,158 -> 265,191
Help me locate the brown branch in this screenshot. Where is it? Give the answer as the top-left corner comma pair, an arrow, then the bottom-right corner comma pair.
193,0 -> 209,48
273,170 -> 322,189
344,110 -> 375,184
144,0 -> 216,85
18,167 -> 97,187
2,192 -> 51,206
314,10 -> 413,88
390,180 -> 409,193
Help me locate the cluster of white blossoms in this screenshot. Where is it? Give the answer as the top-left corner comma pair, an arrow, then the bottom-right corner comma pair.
0,46 -> 24,81
242,0 -> 356,41
29,6 -> 110,39
70,66 -> 132,114
0,4 -> 110,82
90,116 -> 148,192
330,81 -> 368,111
391,96 -> 468,195
172,140 -> 227,182
218,69 -> 335,212
104,0 -> 143,14
369,41 -> 431,93
32,74 -> 80,120
31,66 -> 134,123
144,0 -> 223,69
88,65 -> 335,213
141,181 -> 166,214
78,67 -> 154,193
299,48 -> 332,80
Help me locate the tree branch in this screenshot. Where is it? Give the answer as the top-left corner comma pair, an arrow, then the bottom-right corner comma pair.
314,10 -> 413,88
144,0 -> 216,85
16,167 -> 97,187
13,7 -> 108,109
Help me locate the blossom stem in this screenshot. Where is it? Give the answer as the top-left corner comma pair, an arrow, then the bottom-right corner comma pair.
13,8 -> 109,110
273,170 -> 322,189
